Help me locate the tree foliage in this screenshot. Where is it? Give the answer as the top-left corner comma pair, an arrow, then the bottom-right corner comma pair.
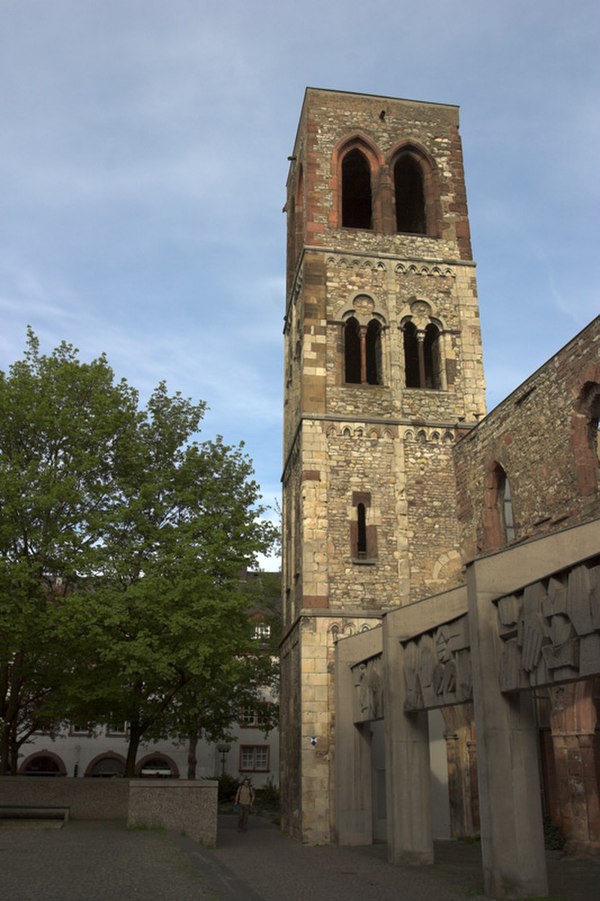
0,331 -> 276,774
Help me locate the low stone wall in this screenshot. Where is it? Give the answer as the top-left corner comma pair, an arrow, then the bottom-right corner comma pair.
0,776 -> 128,820
127,779 -> 218,847
0,777 -> 219,845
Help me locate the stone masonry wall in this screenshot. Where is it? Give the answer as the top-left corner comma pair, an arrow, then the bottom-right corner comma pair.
455,317 -> 600,561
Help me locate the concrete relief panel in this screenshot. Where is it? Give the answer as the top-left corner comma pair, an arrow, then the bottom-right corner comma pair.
497,557 -> 600,692
352,654 -> 384,722
402,615 -> 472,711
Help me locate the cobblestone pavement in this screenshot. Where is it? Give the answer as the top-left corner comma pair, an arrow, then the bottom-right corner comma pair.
1,814 -> 599,900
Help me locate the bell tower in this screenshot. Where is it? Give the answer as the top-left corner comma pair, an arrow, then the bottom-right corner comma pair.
280,88 -> 486,843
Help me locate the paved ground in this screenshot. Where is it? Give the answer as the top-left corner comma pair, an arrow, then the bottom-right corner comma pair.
1,813 -> 599,900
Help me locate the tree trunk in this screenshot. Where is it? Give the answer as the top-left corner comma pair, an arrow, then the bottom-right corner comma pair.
125,723 -> 142,777
0,721 -> 10,774
187,726 -> 199,779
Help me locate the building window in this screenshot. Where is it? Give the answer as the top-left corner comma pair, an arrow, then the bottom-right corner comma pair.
572,380 -> 600,496
342,149 -> 372,229
350,491 -> 377,562
253,622 -> 271,641
20,753 -> 66,776
344,318 -> 382,385
87,754 -> 126,778
394,153 -> 426,234
240,745 -> 270,772
239,708 -> 268,729
106,722 -> 128,737
70,723 -> 92,736
403,321 -> 442,389
499,472 -> 516,542
484,462 -> 516,550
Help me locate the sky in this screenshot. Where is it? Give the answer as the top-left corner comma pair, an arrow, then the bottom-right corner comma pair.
1,1 -> 598,566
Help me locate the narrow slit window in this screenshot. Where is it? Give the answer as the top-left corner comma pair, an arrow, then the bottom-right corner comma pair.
366,320 -> 382,385
357,503 -> 367,558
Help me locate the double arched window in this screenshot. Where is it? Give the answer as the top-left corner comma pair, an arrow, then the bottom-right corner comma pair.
344,316 -> 383,386
402,320 -> 442,389
336,137 -> 438,237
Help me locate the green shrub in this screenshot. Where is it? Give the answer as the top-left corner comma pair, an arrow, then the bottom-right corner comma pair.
543,816 -> 565,851
256,777 -> 280,808
217,772 -> 240,802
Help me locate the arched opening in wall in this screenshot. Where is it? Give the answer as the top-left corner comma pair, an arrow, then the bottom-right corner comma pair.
345,318 -> 383,385
423,323 -> 442,389
344,317 -> 361,383
394,153 -> 426,234
403,321 -> 421,387
86,754 -> 126,778
136,754 -> 178,778
489,463 -> 516,545
20,752 -> 66,776
350,491 -> 377,561
580,382 -> 600,461
366,320 -> 382,385
342,149 -> 372,229
572,380 -> 600,496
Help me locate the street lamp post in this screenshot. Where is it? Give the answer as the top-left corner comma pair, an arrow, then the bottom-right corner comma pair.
216,742 -> 231,776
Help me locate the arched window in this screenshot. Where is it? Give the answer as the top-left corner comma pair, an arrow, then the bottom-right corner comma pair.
572,380 -> 600,496
498,469 -> 516,542
394,153 -> 426,234
403,320 -> 442,389
87,754 -> 126,778
484,463 -> 516,549
342,149 -> 372,229
403,321 -> 420,387
366,320 -> 382,385
344,317 -> 382,385
344,317 -> 361,383
350,491 -> 377,561
20,752 -> 66,776
423,323 -> 442,389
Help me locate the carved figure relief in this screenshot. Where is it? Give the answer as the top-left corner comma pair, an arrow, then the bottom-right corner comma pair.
402,615 -> 471,711
496,557 -> 600,692
352,655 -> 384,722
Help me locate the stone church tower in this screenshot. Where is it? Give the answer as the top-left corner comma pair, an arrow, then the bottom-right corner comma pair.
280,88 -> 486,843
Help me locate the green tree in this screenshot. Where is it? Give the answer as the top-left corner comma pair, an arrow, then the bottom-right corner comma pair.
0,332 -> 276,775
0,330 -> 139,772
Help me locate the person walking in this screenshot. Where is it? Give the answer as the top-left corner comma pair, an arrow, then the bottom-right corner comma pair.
235,778 -> 255,832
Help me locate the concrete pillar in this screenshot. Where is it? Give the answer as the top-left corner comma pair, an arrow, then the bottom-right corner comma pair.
335,637 -> 373,846
467,558 -> 548,900
383,612 -> 433,865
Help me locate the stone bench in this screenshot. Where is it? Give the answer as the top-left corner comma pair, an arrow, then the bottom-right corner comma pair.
0,804 -> 70,823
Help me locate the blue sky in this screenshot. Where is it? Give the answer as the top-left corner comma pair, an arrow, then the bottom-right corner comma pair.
1,1 -> 598,565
